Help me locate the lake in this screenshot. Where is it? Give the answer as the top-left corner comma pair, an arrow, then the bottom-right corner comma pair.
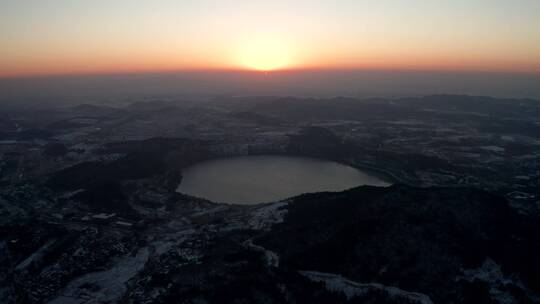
176,155 -> 390,204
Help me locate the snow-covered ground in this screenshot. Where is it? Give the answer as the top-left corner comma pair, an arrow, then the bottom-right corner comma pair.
459,258 -> 540,304
16,239 -> 57,271
47,247 -> 150,304
243,239 -> 280,268
247,201 -> 288,231
300,270 -> 433,304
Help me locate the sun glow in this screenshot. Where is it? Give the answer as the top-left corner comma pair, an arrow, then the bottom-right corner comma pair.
236,38 -> 294,71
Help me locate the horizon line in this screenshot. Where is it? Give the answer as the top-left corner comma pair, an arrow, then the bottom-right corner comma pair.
2,66 -> 540,80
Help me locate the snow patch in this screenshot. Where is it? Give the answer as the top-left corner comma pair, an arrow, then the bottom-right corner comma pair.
300,271 -> 433,304
47,247 -> 150,304
16,239 -> 57,271
480,146 -> 505,153
190,205 -> 228,217
248,201 -> 288,231
459,258 -> 538,304
115,221 -> 132,227
243,239 -> 280,267
91,213 -> 116,220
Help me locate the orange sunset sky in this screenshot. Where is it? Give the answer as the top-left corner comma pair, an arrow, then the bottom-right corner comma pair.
1,0 -> 540,77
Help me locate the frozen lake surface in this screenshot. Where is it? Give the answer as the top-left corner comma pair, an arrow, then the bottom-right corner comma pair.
177,155 -> 390,204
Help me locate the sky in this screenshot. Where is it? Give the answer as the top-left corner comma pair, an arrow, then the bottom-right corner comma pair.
1,0 -> 540,77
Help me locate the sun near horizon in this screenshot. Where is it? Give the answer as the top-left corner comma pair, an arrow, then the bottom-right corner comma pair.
234,38 -> 296,71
